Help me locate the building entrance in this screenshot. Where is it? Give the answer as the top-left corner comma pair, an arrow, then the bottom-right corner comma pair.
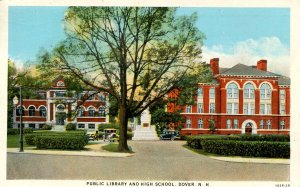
245,123 -> 253,134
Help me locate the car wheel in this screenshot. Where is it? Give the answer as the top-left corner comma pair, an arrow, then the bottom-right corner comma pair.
171,136 -> 175,141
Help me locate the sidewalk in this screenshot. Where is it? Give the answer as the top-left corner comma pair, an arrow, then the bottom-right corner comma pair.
7,141 -> 134,158
208,155 -> 289,164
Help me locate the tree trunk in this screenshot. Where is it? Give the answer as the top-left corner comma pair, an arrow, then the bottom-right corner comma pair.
118,104 -> 129,152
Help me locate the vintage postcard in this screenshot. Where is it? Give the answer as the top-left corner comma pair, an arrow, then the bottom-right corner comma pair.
1,1 -> 299,187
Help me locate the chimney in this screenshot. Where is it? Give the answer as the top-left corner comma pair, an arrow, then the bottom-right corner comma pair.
257,59 -> 267,71
210,58 -> 219,76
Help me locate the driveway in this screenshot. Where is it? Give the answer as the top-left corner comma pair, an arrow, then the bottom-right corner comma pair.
7,140 -> 289,181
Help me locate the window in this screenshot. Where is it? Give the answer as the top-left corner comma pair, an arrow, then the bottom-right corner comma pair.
209,88 -> 215,99
197,103 -> 203,113
244,83 -> 255,99
39,106 -> 46,117
78,124 -> 85,128
266,104 -> 271,114
39,124 -> 44,129
260,104 -> 271,114
55,91 -> 66,97
227,103 -> 238,114
227,83 -> 238,99
250,103 -> 255,114
16,106 -> 25,116
78,107 -> 84,117
226,119 -> 231,129
29,123 -> 35,129
243,103 -> 248,114
186,105 -> 192,113
260,104 -> 265,114
280,90 -> 286,100
88,107 -> 95,117
99,106 -> 106,117
280,103 -> 286,114
266,120 -> 271,129
197,88 -> 203,98
280,121 -> 285,129
260,120 -> 264,129
88,124 -> 95,129
260,83 -> 271,99
186,119 -> 191,128
209,103 -> 215,113
29,106 -> 35,116
198,119 -> 203,129
233,119 -> 238,129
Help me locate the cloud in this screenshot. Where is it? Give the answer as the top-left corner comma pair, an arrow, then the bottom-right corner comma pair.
8,57 -> 25,72
202,37 -> 290,76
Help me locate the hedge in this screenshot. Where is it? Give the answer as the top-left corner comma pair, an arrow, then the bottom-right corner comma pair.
25,130 -> 88,147
186,135 -> 229,149
7,128 -> 33,135
66,123 -> 77,131
35,135 -> 87,150
234,134 -> 290,142
201,140 -> 290,158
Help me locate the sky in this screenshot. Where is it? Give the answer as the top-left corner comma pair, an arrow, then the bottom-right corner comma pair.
8,7 -> 290,76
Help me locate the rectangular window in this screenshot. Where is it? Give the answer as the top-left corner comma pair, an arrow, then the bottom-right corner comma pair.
29,124 -> 35,129
209,88 -> 215,99
280,90 -> 286,100
88,124 -> 95,129
186,119 -> 191,128
197,88 -> 203,99
233,119 -> 238,129
280,103 -> 286,114
250,103 -> 255,114
55,91 -> 66,97
209,103 -> 215,113
197,103 -> 203,113
186,105 -> 192,113
78,124 -> 85,128
260,120 -> 264,129
280,121 -> 285,129
227,103 -> 232,114
266,120 -> 271,129
233,103 -> 238,114
198,119 -> 203,129
260,104 -> 265,114
266,104 -> 271,114
243,103 -> 248,114
226,120 -> 231,129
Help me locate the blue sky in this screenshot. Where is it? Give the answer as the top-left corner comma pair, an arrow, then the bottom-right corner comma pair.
8,7 -> 290,75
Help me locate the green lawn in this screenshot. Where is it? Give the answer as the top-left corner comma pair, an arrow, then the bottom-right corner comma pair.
7,135 -> 31,148
102,143 -> 134,153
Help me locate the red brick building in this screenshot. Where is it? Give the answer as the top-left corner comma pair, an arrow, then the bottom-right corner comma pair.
168,58 -> 290,135
13,77 -> 109,130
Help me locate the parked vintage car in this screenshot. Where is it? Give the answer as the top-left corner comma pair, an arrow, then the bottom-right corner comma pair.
159,130 -> 179,141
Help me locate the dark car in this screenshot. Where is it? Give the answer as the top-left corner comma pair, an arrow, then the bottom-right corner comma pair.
159,130 -> 179,141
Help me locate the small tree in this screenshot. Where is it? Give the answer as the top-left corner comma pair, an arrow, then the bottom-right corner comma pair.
208,119 -> 216,134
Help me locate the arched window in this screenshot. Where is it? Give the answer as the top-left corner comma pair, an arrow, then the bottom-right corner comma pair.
99,106 -> 106,117
88,107 -> 95,117
244,83 -> 255,99
227,82 -> 238,99
56,105 -> 65,112
78,107 -> 85,117
16,106 -> 25,116
39,106 -> 46,117
260,83 -> 271,99
29,106 -> 35,116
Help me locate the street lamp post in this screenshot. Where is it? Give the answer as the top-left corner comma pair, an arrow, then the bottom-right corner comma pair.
13,87 -> 23,152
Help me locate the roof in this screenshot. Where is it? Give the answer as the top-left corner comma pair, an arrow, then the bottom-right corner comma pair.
278,75 -> 290,86
218,63 -> 280,78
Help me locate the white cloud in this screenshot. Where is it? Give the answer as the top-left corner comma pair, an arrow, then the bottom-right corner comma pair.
202,37 -> 290,76
8,57 -> 25,72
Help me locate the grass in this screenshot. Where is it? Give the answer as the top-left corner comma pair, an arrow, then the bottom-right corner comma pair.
102,143 -> 134,153
7,135 -> 31,148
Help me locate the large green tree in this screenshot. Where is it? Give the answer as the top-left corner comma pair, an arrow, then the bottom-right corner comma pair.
44,7 -> 205,152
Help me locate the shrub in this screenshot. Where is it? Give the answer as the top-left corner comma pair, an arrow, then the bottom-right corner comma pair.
66,123 -> 76,131
201,140 -> 290,158
25,134 -> 36,146
35,135 -> 87,150
127,131 -> 133,140
186,135 -> 227,149
98,123 -> 120,131
42,124 -> 52,130
7,128 -> 33,135
237,134 -> 290,142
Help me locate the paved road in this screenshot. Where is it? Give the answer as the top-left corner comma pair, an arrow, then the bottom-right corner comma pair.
7,141 -> 289,181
